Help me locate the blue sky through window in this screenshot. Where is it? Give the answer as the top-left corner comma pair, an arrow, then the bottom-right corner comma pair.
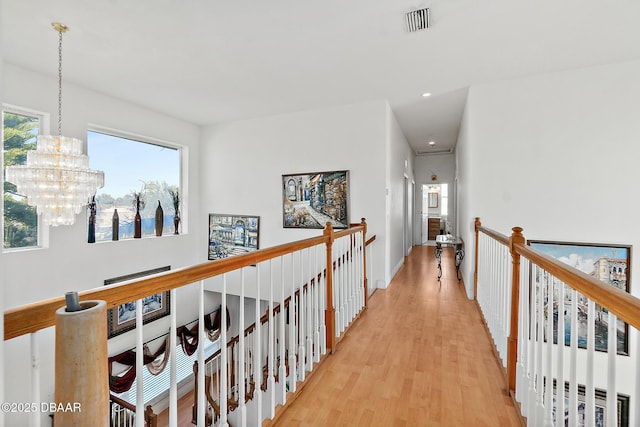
87,131 -> 179,197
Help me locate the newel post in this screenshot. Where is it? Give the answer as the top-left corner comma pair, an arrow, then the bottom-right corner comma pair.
474,217 -> 481,301
360,218 -> 369,308
324,222 -> 337,353
507,226 -> 525,395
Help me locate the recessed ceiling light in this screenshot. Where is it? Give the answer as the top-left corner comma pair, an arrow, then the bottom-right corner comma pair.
422,92 -> 432,98
428,141 -> 436,146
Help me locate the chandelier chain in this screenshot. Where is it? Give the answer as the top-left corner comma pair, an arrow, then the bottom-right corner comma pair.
57,28 -> 63,136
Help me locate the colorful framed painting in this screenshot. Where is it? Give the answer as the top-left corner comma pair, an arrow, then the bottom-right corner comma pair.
529,240 -> 631,355
105,266 -> 171,338
208,214 -> 260,260
282,170 -> 349,229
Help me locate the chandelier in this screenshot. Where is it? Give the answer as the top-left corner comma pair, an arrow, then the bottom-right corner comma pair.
5,23 -> 104,226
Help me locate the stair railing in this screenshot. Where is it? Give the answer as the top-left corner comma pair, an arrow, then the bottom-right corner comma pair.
191,229 -> 367,425
3,219 -> 369,427
109,394 -> 157,427
474,217 -> 640,426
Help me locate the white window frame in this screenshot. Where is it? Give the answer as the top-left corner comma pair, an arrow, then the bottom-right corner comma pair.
87,124 -> 187,240
2,104 -> 50,251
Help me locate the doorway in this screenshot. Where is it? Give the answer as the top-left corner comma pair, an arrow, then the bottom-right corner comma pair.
421,183 -> 449,244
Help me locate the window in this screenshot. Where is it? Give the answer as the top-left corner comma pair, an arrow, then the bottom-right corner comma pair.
2,107 -> 46,250
87,130 -> 181,241
118,339 -> 219,406
440,183 -> 449,217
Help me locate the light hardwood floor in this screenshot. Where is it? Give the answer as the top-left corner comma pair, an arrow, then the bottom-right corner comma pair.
158,246 -> 524,426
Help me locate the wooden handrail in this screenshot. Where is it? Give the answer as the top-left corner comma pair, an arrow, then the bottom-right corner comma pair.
515,241 -> 640,331
477,224 -> 510,246
199,232 -> 377,367
4,224 -> 367,341
476,222 -> 640,334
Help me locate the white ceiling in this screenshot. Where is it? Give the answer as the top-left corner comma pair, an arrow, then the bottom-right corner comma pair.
3,1 -> 640,154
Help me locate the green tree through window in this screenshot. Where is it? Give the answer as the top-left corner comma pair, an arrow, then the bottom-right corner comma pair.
3,111 -> 39,249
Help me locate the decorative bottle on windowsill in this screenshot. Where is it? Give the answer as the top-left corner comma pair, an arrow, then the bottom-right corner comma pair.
87,196 -> 96,244
132,190 -> 144,239
169,186 -> 180,235
112,209 -> 119,241
155,200 -> 164,237
173,211 -> 180,235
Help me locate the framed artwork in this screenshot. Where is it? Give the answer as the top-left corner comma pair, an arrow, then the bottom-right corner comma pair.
282,170 -> 349,229
105,266 -> 171,338
208,214 -> 260,260
552,380 -> 629,427
428,192 -> 438,208
529,240 -> 631,355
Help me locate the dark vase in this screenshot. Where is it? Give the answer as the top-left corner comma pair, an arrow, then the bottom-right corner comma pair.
88,211 -> 96,244
112,209 -> 119,241
155,200 -> 164,237
134,209 -> 142,238
174,213 -> 180,235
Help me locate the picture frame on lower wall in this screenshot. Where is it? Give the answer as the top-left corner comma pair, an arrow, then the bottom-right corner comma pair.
282,170 -> 349,229
105,265 -> 171,339
528,240 -> 631,355
208,213 -> 260,260
552,380 -> 629,427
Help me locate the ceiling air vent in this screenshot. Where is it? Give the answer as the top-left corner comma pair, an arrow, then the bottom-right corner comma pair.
417,148 -> 453,156
405,8 -> 430,33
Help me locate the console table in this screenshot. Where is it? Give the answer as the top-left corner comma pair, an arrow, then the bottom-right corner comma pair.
435,235 -> 464,281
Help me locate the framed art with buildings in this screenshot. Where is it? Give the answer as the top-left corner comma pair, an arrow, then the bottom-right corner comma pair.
105,266 -> 171,338
282,170 -> 349,229
208,213 -> 260,260
552,380 -> 629,427
528,240 -> 631,355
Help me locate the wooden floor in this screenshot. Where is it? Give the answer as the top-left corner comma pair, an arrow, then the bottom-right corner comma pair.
158,246 -> 524,426
273,246 -> 523,427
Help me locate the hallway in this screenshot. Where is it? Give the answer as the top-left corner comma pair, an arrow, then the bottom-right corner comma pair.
272,245 -> 524,426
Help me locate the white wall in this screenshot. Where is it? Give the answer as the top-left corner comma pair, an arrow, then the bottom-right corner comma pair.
413,153 -> 456,244
200,100 -> 389,291
385,103 -> 415,283
456,59 -> 640,406
457,59 -> 640,299
1,62 -> 203,424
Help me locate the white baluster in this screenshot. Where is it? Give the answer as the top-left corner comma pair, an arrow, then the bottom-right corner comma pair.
279,257 -> 287,403
341,237 -> 347,330
268,260 -> 276,418
197,281 -> 206,427
516,259 -> 528,415
543,275 -> 554,426
568,289 -> 578,427
313,246 -> 321,363
220,275 -> 229,427
135,298 -> 144,427
30,332 -> 40,427
556,280 -> 565,427
585,299 -> 595,427
606,311 -> 617,427
525,264 -> 537,422
254,266 -> 262,425
319,246 -> 327,355
534,271 -> 544,425
238,269 -> 246,426
169,288 -> 177,427
298,251 -> 306,382
289,253 -> 297,393
306,247 -> 314,372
